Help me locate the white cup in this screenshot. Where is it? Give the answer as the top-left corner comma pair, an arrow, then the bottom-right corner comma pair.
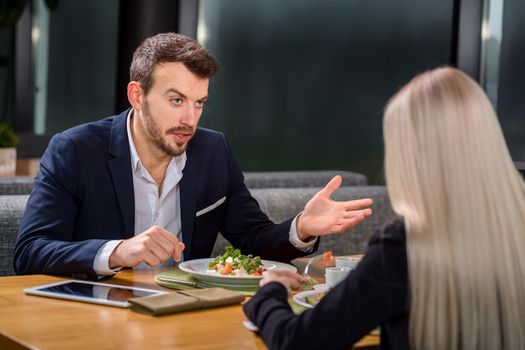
325,267 -> 351,287
335,257 -> 360,269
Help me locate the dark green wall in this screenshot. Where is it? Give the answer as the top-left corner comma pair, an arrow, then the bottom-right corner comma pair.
199,0 -> 454,184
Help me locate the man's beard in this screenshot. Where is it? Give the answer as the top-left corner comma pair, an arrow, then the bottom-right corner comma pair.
142,102 -> 194,157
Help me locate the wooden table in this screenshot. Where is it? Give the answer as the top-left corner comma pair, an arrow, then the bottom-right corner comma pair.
0,266 -> 379,349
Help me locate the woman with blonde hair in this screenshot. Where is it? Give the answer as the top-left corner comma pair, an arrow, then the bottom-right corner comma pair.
243,67 -> 525,350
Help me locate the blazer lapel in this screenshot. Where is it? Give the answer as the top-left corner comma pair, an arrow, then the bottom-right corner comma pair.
108,110 -> 135,238
180,146 -> 197,260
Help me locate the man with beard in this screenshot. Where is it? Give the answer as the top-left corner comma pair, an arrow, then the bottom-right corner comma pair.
14,33 -> 372,280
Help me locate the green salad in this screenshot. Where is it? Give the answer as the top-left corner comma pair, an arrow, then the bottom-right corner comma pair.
207,246 -> 264,276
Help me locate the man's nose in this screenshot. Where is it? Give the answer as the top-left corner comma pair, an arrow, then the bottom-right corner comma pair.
179,105 -> 198,127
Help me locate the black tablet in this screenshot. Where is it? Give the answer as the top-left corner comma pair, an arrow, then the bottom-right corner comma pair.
24,280 -> 167,308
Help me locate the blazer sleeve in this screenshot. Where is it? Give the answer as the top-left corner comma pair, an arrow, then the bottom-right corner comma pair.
243,221 -> 409,350
218,134 -> 318,262
14,133 -> 108,279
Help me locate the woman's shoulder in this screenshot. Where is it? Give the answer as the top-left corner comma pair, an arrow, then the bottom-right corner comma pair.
360,219 -> 408,289
368,219 -> 406,246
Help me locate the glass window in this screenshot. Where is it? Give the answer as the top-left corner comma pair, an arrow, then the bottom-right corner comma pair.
0,27 -> 14,124
497,0 -> 525,161
480,0 -> 503,107
198,0 -> 455,183
33,0 -> 119,135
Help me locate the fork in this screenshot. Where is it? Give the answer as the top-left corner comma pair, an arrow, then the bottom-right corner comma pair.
303,254 -> 322,276
301,274 -> 318,285
301,255 -> 322,285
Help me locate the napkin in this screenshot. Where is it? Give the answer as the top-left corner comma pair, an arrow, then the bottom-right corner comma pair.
177,288 -> 246,308
128,288 -> 245,316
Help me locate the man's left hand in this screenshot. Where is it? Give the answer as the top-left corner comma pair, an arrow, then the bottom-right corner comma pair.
297,175 -> 373,241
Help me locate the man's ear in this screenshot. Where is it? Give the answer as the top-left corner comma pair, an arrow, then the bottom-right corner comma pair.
127,81 -> 144,110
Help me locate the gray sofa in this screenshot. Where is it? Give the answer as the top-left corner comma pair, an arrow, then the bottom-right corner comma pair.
211,186 -> 397,257
0,170 -> 366,195
0,171 -> 397,276
0,195 -> 27,276
0,177 -> 34,195
243,170 -> 367,188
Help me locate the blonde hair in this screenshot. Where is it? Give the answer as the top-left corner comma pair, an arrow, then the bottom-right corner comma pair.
384,67 -> 525,349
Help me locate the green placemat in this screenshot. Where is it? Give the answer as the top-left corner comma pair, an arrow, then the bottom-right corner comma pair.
155,268 -> 259,296
155,269 -> 318,297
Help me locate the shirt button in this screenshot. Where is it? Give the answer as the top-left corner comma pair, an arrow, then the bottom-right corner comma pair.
155,212 -> 160,219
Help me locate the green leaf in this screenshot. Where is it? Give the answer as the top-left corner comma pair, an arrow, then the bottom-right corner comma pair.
0,122 -> 17,147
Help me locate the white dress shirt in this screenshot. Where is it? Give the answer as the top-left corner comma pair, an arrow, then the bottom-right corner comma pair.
93,111 -> 316,276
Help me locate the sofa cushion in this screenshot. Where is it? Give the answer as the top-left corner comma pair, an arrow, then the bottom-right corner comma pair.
0,176 -> 34,195
211,186 -> 398,257
243,170 -> 367,188
0,195 -> 28,276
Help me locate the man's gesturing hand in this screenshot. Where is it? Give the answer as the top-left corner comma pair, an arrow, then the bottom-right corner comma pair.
109,226 -> 185,268
297,175 -> 373,241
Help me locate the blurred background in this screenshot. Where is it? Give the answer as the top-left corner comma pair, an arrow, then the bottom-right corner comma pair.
0,0 -> 523,182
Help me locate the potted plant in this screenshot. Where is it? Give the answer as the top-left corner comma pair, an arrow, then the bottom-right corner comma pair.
0,122 -> 18,176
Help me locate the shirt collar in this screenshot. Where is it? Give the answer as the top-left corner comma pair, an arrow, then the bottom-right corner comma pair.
126,110 -> 187,175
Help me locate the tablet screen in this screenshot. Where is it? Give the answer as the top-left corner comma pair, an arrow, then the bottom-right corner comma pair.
25,280 -> 165,307
39,282 -> 157,301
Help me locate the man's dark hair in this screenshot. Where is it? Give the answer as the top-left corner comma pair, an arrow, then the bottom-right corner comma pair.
130,32 -> 219,93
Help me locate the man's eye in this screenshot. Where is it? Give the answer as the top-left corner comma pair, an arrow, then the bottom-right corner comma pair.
195,100 -> 206,108
171,98 -> 183,105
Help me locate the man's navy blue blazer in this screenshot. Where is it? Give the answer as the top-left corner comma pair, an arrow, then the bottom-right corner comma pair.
14,110 -> 312,279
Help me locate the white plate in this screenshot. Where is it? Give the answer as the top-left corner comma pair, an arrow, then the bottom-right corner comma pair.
293,290 -> 324,309
178,258 -> 297,287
